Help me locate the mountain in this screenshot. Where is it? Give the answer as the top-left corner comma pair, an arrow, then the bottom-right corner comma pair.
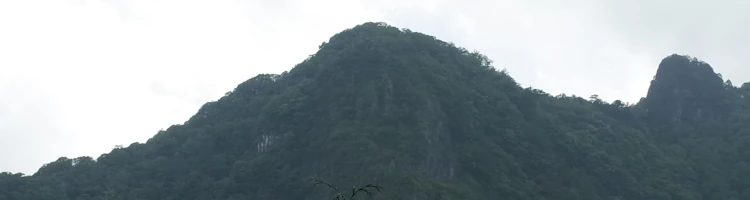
2,22 -> 750,200
646,54 -> 736,126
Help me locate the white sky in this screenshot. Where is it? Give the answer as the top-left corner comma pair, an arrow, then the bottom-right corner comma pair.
1,0 -> 749,174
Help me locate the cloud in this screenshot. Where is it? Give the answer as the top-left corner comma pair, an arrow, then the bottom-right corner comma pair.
0,0 -> 383,174
0,0 -> 748,174
364,0 -> 750,103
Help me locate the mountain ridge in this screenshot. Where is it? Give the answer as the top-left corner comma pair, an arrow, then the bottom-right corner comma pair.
2,22 -> 750,200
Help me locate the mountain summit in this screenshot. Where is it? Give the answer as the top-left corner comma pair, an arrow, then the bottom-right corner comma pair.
646,54 -> 734,125
3,22 -> 750,200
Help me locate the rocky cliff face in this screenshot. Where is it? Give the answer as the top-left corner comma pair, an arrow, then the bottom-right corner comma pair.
645,54 -> 732,125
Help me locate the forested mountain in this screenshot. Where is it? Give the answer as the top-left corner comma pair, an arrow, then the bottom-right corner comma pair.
3,22 -> 750,200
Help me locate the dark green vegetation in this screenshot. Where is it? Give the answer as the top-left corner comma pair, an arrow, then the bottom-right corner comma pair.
3,22 -> 750,200
313,180 -> 383,200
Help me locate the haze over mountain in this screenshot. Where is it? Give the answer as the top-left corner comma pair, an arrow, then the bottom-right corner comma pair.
2,22 -> 750,200
4,0 -> 750,176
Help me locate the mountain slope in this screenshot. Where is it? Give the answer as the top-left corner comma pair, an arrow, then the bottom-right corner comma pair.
2,22 -> 750,200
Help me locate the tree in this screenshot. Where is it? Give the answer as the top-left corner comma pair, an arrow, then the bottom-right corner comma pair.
313,180 -> 383,200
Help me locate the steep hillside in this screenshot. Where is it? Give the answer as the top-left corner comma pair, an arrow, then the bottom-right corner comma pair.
2,22 -> 750,200
646,54 -> 736,126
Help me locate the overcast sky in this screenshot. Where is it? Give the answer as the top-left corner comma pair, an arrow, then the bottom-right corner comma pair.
1,0 -> 748,174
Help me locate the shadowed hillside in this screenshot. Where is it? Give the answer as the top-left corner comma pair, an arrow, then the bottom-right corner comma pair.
2,22 -> 750,200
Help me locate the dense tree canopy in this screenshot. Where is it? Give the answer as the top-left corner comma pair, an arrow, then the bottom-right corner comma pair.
2,22 -> 750,200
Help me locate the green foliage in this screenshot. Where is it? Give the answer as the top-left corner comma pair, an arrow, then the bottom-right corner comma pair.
3,22 -> 750,200
313,180 -> 383,200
